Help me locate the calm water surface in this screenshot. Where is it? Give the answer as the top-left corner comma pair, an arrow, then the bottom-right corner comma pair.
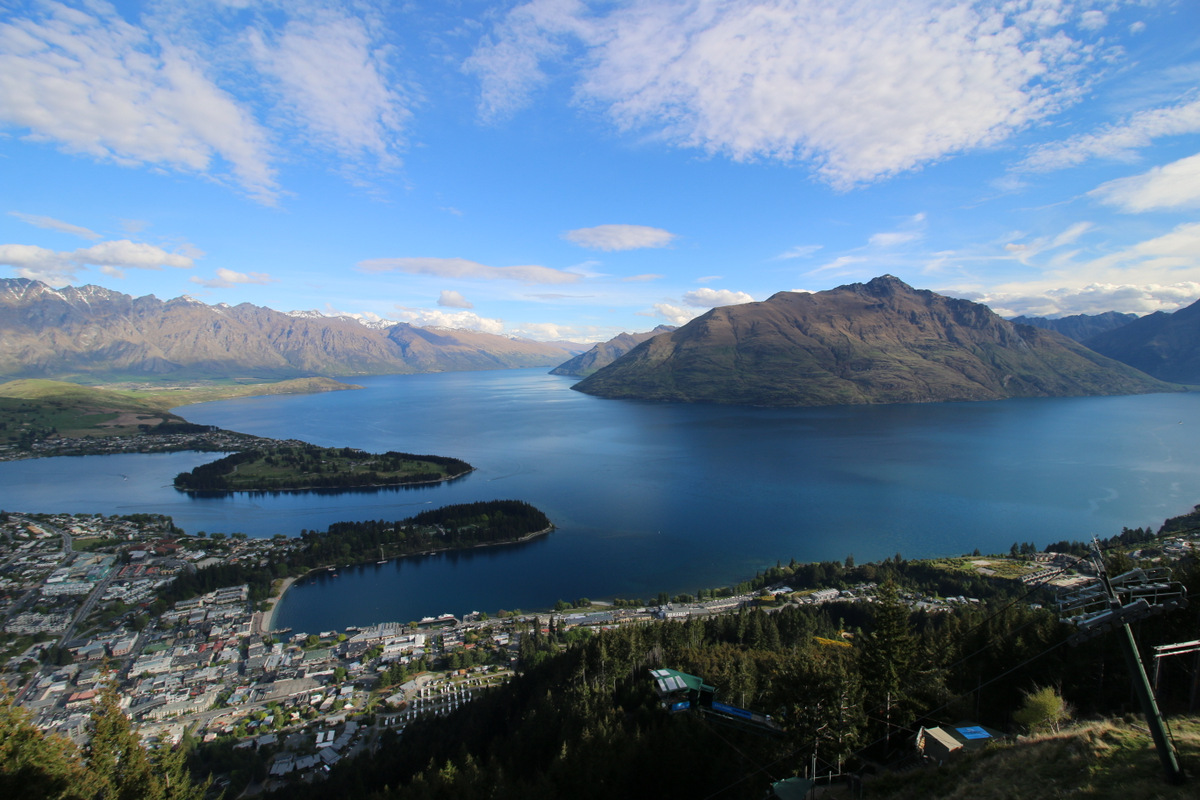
2,369 -> 1197,630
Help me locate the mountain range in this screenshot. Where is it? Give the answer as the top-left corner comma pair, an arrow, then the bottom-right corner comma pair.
549,325 -> 676,377
1080,300 -> 1200,385
572,275 -> 1181,406
1007,311 -> 1138,343
0,279 -> 581,381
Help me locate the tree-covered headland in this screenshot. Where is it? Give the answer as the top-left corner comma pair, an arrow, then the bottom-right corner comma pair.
159,500 -> 552,607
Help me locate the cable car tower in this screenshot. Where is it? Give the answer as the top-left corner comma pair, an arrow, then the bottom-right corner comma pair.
1056,538 -> 1188,785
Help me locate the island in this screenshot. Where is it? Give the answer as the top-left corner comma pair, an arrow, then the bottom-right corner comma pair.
172,442 -> 474,493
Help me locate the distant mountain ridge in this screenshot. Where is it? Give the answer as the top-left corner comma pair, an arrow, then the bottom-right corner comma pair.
573,275 -> 1178,407
0,278 -> 580,380
550,325 -> 676,377
1008,311 -> 1137,342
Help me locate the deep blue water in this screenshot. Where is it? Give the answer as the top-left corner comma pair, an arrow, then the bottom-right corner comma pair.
1,369 -> 1198,631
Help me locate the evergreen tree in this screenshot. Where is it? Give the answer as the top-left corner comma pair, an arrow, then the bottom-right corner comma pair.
857,580 -> 918,747
0,688 -> 89,800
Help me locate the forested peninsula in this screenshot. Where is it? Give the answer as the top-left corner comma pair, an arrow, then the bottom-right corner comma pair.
172,443 -> 473,493
160,500 -> 552,607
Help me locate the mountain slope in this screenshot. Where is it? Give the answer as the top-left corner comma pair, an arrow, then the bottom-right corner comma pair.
1083,297 -> 1200,384
0,279 -> 574,380
573,276 -> 1177,406
550,325 -> 676,377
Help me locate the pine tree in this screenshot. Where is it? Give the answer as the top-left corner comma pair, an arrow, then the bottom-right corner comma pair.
858,580 -> 918,746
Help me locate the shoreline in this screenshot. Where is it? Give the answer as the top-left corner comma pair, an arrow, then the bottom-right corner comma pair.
175,467 -> 475,495
266,575 -> 297,631
268,525 -> 555,628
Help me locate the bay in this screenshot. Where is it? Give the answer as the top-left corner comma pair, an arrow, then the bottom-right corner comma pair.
1,368 -> 1197,631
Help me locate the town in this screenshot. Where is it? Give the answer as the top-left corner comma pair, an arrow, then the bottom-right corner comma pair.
2,509 -> 1197,793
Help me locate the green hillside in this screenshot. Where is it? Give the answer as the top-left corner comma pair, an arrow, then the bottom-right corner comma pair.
0,377 -> 359,446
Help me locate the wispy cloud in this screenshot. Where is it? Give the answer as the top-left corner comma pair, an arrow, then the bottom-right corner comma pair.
563,224 -> 677,251
189,267 -> 275,289
773,245 -> 822,261
359,256 -> 581,284
1018,94 -> 1200,172
246,10 -> 408,170
462,0 -> 587,123
622,273 -> 662,282
1086,222 -> 1200,276
0,2 -> 278,202
869,231 -> 919,248
1089,152 -> 1200,212
0,2 -> 416,203
471,0 -> 1110,188
9,213 -> 101,240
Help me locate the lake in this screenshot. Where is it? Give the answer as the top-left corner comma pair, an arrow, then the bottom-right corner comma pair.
1,369 -> 1197,631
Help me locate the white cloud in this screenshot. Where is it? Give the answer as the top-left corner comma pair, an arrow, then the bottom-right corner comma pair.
438,289 -> 473,308
1078,10 -> 1107,32
0,239 -> 196,283
562,224 -> 677,251
246,10 -> 407,169
962,282 -> 1200,318
392,307 -> 506,334
1019,94 -> 1200,172
9,213 -> 100,240
1089,152 -> 1200,212
75,240 -> 194,269
653,302 -> 706,326
189,267 -> 275,289
512,321 -> 568,340
0,2 -> 278,202
0,244 -> 76,283
621,273 -> 663,282
359,256 -> 581,284
681,288 -> 755,308
473,0 -> 1109,187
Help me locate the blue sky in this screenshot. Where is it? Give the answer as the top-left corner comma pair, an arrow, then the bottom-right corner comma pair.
2,0 -> 1199,342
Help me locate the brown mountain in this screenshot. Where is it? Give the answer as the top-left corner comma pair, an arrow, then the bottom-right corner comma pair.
549,325 -> 676,377
0,278 -> 577,380
573,275 -> 1178,406
1083,297 -> 1200,385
